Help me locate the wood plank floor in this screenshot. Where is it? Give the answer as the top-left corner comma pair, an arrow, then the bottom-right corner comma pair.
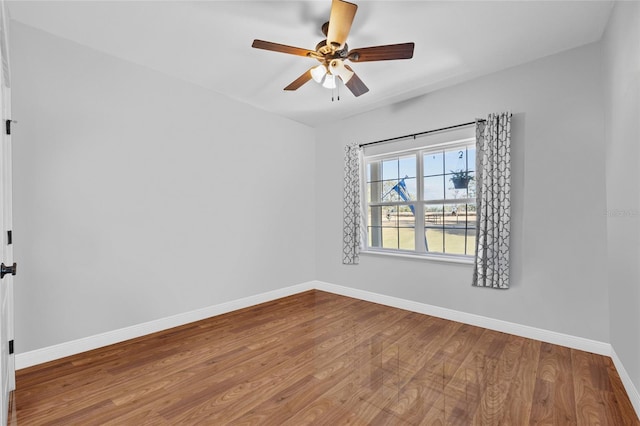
10,290 -> 639,425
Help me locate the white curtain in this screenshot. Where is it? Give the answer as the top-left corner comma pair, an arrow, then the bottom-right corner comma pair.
342,143 -> 362,265
473,112 -> 511,289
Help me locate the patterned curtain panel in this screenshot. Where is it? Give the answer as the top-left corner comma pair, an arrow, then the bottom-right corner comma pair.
473,112 -> 512,289
343,143 -> 362,265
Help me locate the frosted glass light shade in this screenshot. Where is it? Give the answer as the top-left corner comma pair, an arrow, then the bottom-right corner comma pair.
322,74 -> 337,89
310,65 -> 327,83
329,59 -> 354,83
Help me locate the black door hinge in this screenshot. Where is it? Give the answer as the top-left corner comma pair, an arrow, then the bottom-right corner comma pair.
7,230 -> 11,245
0,263 -> 16,279
5,120 -> 10,135
8,340 -> 13,355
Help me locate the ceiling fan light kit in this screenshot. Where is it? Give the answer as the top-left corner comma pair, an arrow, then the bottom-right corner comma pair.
322,74 -> 337,89
329,59 -> 353,84
251,0 -> 415,99
311,64 -> 328,83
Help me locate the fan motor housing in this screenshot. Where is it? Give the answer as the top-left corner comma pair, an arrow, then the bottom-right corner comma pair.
314,40 -> 349,62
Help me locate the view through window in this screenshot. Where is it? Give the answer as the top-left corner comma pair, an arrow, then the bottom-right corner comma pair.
365,140 -> 476,257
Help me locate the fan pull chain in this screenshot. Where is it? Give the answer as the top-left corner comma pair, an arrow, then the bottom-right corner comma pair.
331,85 -> 341,102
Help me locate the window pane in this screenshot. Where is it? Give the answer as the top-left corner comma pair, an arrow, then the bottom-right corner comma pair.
403,178 -> 417,201
467,176 -> 477,197
464,203 -> 477,256
399,228 -> 415,251
467,233 -> 477,256
397,205 -> 414,225
424,203 -> 477,255
382,159 -> 398,181
365,143 -> 475,258
368,206 -> 384,249
382,227 -> 398,249
399,155 -> 416,179
380,179 -> 416,202
444,204 -> 464,253
467,148 -> 476,172
368,205 -> 415,251
424,175 -> 444,200
425,204 -> 443,224
383,206 -> 398,226
379,177 -> 416,202
425,214 -> 442,226
444,228 -> 468,255
368,206 -> 393,227
466,203 -> 477,226
424,204 -> 442,253
446,171 -> 475,200
424,151 -> 443,177
444,146 -> 476,173
398,203 -> 416,251
445,148 -> 469,174
425,228 -> 444,253
382,181 -> 400,202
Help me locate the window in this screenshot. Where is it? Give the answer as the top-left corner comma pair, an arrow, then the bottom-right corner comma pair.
364,139 -> 476,259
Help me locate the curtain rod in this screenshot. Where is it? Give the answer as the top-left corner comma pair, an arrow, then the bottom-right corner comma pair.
358,119 -> 485,148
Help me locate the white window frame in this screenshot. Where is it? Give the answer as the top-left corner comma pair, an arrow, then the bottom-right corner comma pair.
361,137 -> 477,263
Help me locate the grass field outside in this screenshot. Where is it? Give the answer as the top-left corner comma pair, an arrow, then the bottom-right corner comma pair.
369,212 -> 477,256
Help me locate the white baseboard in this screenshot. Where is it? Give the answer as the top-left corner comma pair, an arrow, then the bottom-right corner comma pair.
15,279 -> 611,368
15,279 -> 640,422
611,347 -> 640,418
313,280 -> 640,420
313,281 -> 611,355
15,281 -> 315,370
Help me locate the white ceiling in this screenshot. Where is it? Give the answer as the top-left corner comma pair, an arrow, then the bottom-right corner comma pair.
7,1 -> 613,127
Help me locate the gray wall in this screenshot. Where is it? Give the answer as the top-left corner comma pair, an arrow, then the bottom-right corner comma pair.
603,1 -> 640,393
316,42 -> 610,343
11,22 -> 316,353
10,7 -> 637,403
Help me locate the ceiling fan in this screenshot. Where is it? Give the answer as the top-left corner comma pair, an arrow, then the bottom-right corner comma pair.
251,0 -> 415,98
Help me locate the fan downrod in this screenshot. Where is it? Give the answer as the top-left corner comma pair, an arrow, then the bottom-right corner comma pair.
321,21 -> 329,37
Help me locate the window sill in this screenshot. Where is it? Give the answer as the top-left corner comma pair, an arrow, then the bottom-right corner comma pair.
360,249 -> 475,265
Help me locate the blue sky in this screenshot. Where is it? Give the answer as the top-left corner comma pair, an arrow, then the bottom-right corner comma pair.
368,146 -> 476,202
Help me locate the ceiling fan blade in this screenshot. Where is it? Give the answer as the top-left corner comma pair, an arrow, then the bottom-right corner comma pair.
348,42 -> 415,62
252,40 -> 316,57
343,64 -> 368,97
327,0 -> 357,50
284,68 -> 314,91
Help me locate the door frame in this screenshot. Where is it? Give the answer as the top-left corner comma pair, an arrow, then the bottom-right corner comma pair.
0,0 -> 15,424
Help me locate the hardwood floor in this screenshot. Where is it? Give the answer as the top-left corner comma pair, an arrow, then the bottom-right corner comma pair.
10,290 -> 639,425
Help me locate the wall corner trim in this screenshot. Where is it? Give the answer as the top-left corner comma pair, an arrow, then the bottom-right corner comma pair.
611,346 -> 640,419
